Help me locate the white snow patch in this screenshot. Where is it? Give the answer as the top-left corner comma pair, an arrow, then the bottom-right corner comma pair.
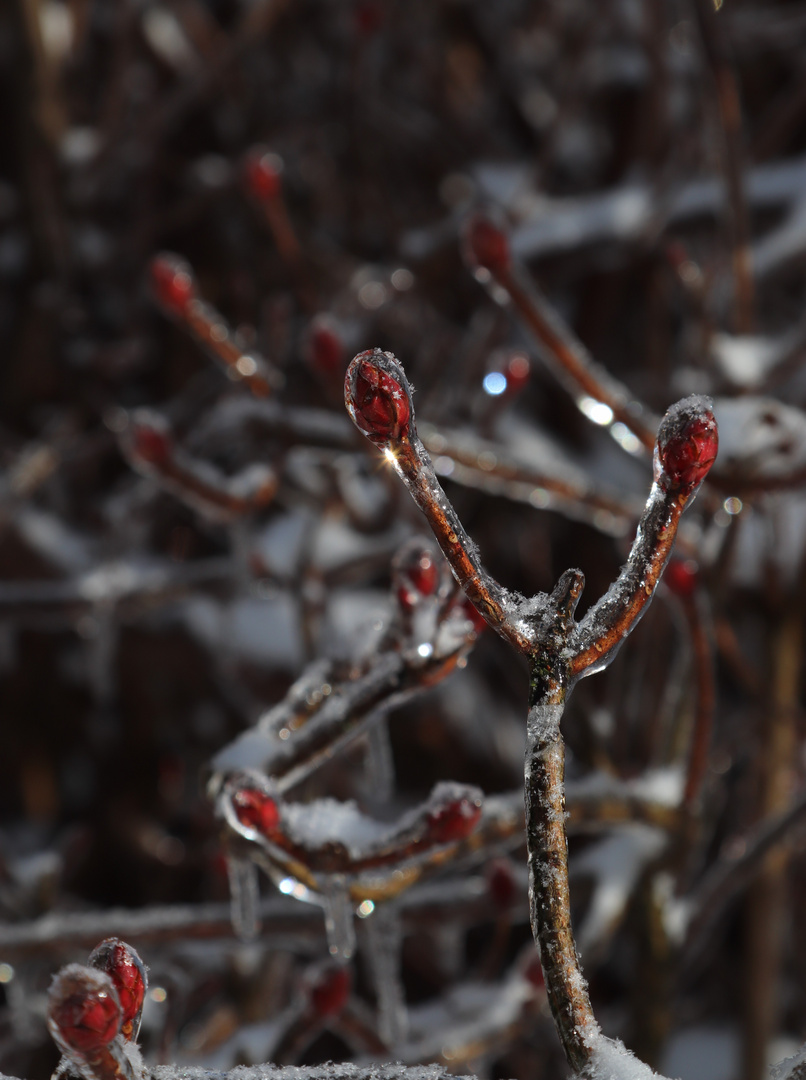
566,767 -> 683,810
183,593 -> 303,669
281,798 -> 390,852
15,508 -> 95,572
771,1042 -> 806,1080
713,397 -> 806,480
583,1032 -> 677,1079
573,826 -> 667,953
711,333 -> 787,389
253,510 -> 313,579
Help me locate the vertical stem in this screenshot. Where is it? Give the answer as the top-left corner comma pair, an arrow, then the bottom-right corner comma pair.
742,603 -> 801,1080
524,682 -> 597,1072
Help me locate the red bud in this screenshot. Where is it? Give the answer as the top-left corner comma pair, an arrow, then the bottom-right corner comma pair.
150,253 -> 195,317
655,398 -> 718,496
49,968 -> 122,1054
243,148 -> 283,202
232,787 -> 280,835
393,541 -> 440,612
504,353 -> 531,393
345,349 -> 411,444
463,213 -> 511,277
425,796 -> 482,844
664,558 -> 699,598
306,316 -> 345,377
88,940 -> 146,1040
129,416 -> 173,467
308,965 -> 351,1018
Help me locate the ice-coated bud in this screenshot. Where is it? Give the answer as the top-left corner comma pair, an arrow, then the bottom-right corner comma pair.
345,349 -> 412,444
462,212 -> 511,277
48,966 -> 122,1054
424,794 -> 482,844
127,413 -> 173,467
150,253 -> 196,317
231,786 -> 281,835
655,396 -> 718,496
393,539 -> 440,612
306,964 -> 352,1018
243,147 -> 284,202
88,939 -> 146,1041
664,558 -> 699,598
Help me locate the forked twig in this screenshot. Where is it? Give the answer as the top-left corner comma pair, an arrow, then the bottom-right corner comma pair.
345,348 -> 717,1073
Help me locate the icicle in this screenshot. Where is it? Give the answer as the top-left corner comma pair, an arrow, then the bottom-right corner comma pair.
363,720 -> 395,804
363,903 -> 408,1048
227,856 -> 261,940
322,875 -> 356,960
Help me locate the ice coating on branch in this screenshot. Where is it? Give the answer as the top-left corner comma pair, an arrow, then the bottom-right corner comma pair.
345,349 -> 412,444
224,776 -> 483,860
150,252 -> 196,316
48,964 -> 122,1053
654,396 -> 717,496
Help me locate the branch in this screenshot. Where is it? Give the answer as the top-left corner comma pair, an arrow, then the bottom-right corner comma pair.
345,348 -> 717,1075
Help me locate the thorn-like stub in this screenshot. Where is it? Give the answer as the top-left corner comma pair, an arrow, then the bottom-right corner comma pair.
654,396 -> 718,496
48,965 -> 122,1055
345,348 -> 413,445
550,568 -> 585,625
